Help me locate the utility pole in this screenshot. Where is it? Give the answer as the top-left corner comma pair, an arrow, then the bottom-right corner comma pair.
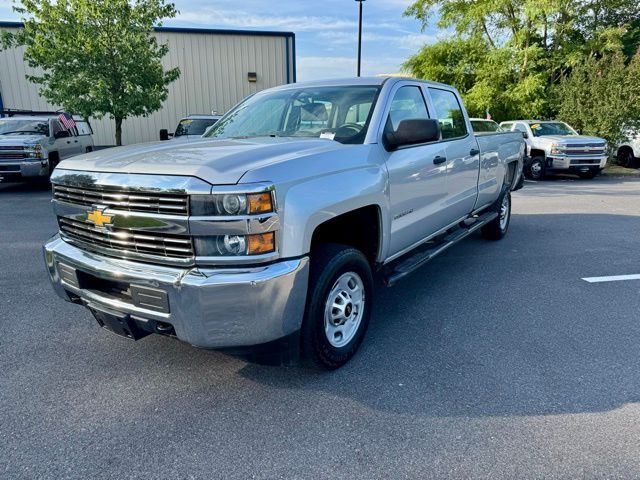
356,0 -> 365,77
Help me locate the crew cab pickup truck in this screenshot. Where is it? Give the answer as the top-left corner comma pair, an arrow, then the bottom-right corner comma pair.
44,77 -> 524,369
500,120 -> 607,179
0,111 -> 94,182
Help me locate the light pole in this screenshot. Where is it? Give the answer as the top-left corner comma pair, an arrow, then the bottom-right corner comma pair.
356,0 -> 365,77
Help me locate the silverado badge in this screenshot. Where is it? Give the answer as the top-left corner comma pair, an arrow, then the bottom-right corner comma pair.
86,208 -> 113,228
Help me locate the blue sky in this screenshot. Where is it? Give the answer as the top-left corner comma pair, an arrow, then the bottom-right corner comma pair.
0,0 -> 440,80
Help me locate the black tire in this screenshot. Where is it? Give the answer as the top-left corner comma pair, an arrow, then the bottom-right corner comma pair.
617,148 -> 635,168
301,244 -> 373,370
527,156 -> 545,180
85,146 -> 93,153
481,188 -> 511,241
48,152 -> 60,178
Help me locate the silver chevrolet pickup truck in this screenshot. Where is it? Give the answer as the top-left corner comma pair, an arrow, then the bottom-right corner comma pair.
44,77 -> 524,369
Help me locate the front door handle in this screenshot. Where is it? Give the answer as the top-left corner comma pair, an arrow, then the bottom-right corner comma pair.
470,148 -> 480,156
433,155 -> 447,165
66,141 -> 71,144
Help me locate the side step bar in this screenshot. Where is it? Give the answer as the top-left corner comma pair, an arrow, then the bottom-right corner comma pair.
383,210 -> 498,286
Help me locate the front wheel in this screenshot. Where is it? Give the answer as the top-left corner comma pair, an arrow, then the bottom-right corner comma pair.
527,156 -> 545,180
302,244 -> 373,369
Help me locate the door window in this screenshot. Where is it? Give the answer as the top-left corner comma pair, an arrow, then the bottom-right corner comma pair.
428,88 -> 468,139
386,86 -> 429,132
514,123 -> 528,134
51,120 -> 65,138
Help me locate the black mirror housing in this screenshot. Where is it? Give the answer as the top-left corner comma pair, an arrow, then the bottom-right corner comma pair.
384,119 -> 441,151
159,129 -> 170,141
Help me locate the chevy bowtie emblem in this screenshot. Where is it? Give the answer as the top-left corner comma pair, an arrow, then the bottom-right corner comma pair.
87,209 -> 113,227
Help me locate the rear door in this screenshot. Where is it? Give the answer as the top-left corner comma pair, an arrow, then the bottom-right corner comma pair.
426,87 -> 480,219
381,82 -> 449,258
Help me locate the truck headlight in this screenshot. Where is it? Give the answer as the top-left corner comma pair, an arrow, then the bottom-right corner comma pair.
24,144 -> 43,159
194,232 -> 275,256
190,192 -> 274,216
550,144 -> 564,155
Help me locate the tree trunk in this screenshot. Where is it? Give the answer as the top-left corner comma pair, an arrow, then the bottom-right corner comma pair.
115,116 -> 123,146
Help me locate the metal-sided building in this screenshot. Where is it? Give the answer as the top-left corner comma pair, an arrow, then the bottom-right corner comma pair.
0,22 -> 296,146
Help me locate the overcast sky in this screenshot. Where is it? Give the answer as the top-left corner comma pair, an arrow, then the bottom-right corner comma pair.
0,0 -> 439,80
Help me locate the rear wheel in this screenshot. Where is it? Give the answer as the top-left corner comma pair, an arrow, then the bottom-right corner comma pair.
302,244 -> 373,370
481,188 -> 511,241
527,156 -> 545,180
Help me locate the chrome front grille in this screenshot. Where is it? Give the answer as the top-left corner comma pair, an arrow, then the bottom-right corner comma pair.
58,217 -> 194,260
53,184 -> 189,215
0,146 -> 27,160
564,143 -> 606,156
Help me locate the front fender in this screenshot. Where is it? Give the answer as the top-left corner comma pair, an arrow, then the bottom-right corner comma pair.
278,166 -> 389,260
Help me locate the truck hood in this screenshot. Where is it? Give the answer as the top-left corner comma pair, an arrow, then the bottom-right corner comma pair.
0,135 -> 44,146
57,137 -> 346,185
536,135 -> 606,145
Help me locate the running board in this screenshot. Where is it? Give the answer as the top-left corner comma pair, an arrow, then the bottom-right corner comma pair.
383,210 -> 498,286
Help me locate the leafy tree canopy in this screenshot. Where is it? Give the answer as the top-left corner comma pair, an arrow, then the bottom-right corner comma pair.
2,0 -> 180,145
403,0 -> 640,122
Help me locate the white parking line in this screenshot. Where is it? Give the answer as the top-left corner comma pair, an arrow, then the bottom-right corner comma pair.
582,274 -> 640,283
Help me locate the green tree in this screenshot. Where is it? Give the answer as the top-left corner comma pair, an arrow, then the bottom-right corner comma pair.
2,0 -> 180,145
554,52 -> 640,158
403,0 -> 640,120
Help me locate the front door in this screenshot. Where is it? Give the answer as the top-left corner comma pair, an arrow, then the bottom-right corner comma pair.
383,84 -> 450,258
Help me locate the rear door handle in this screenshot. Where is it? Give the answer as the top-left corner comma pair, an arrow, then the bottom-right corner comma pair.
433,155 -> 447,165
470,148 -> 480,156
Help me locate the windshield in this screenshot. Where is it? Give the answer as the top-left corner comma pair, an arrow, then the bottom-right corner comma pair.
0,119 -> 49,136
205,85 -> 381,144
531,122 -> 577,137
471,120 -> 500,133
175,118 -> 219,137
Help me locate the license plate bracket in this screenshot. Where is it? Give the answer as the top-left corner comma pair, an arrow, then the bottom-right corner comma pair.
89,304 -> 150,340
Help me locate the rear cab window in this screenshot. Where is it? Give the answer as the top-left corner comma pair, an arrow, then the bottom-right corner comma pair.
428,88 -> 468,139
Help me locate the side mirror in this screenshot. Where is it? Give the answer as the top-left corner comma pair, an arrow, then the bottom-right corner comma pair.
159,129 -> 170,141
384,119 -> 441,151
576,128 -> 583,135
54,130 -> 71,139
522,132 -> 529,139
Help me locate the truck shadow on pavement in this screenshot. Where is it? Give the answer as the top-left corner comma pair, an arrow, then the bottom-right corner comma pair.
235,211 -> 640,418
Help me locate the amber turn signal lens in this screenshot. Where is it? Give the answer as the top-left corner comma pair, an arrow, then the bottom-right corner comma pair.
247,232 -> 275,255
248,192 -> 273,214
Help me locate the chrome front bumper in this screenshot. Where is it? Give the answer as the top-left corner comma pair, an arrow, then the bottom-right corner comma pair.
0,159 -> 49,177
549,155 -> 607,170
44,235 -> 310,348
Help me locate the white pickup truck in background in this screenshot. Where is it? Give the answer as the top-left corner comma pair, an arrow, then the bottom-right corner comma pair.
500,120 -> 607,179
0,110 -> 94,182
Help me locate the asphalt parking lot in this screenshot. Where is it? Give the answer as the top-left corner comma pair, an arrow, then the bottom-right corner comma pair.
1,176 -> 640,479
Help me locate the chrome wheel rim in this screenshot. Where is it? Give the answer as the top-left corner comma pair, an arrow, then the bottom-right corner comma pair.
324,272 -> 365,348
530,161 -> 542,177
499,193 -> 510,231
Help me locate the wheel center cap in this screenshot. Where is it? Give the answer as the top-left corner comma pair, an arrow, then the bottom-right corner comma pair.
345,303 -> 353,317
